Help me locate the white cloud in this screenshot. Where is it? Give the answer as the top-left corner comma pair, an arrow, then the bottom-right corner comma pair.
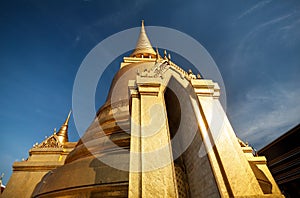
238,0 -> 273,19
280,18 -> 300,31
231,11 -> 300,71
240,12 -> 294,46
230,82 -> 300,149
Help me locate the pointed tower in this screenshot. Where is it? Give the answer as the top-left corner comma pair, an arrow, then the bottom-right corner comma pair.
26,21 -> 283,198
130,20 -> 156,58
1,112 -> 77,198
56,110 -> 71,144
120,20 -> 159,69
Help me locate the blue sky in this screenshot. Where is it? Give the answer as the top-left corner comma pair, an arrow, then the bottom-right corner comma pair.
0,0 -> 299,184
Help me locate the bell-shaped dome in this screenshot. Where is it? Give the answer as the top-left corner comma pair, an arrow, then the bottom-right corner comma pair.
32,22 -> 158,198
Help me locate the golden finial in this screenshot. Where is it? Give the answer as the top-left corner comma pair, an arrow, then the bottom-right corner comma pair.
130,20 -> 156,58
167,53 -> 171,64
64,110 -> 72,125
188,69 -> 196,79
155,47 -> 161,60
56,110 -> 71,144
163,50 -> 167,60
0,173 -> 4,186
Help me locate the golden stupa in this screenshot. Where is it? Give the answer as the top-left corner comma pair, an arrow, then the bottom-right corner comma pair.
2,21 -> 284,198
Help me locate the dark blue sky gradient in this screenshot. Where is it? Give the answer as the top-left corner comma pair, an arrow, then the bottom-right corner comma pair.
1,0 -> 300,184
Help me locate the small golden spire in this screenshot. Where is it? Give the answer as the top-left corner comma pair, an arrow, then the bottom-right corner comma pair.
168,53 -> 171,64
163,50 -> 167,60
155,47 -> 161,60
130,20 -> 156,58
0,173 -> 4,186
56,110 -> 71,144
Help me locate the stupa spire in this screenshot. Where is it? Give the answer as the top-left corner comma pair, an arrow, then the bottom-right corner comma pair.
130,20 -> 156,58
56,110 -> 71,144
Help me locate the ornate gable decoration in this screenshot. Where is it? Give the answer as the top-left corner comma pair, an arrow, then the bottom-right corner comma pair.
138,61 -> 169,79
137,59 -> 199,81
34,134 -> 63,148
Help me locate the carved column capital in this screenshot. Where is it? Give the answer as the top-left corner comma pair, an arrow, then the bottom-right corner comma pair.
128,80 -> 139,98
191,79 -> 220,98
135,77 -> 161,96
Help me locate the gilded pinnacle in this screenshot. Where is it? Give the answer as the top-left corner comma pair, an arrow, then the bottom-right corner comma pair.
130,20 -> 156,58
64,110 -> 72,125
164,50 -> 167,60
155,47 -> 162,60
56,110 -> 71,144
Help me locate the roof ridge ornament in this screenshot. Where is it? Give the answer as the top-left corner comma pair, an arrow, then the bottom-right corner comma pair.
0,173 -> 4,187
33,110 -> 72,148
163,50 -> 167,60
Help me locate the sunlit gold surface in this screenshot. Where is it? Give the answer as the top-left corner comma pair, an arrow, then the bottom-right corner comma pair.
130,20 -> 157,58
56,110 -> 71,144
1,112 -> 76,198
3,21 -> 285,198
